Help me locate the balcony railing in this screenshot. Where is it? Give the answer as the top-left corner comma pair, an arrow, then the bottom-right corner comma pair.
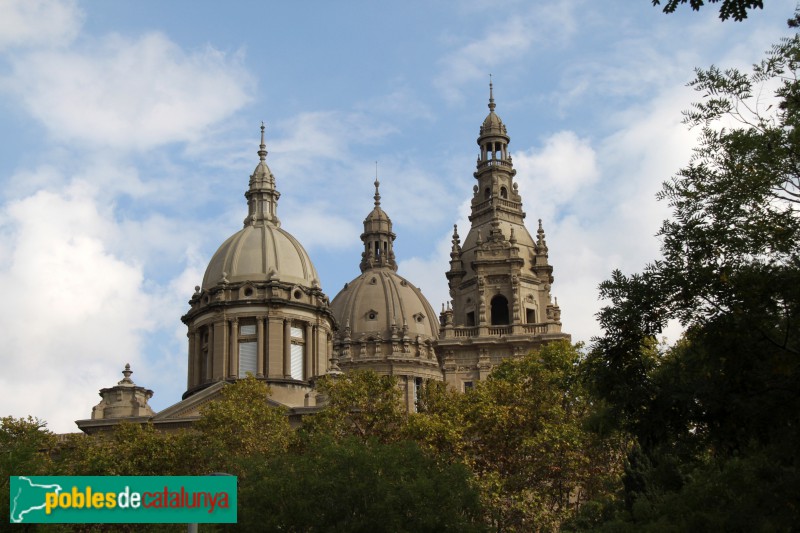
445,323 -> 553,338
478,159 -> 513,170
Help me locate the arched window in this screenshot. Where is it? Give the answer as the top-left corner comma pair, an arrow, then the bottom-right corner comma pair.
500,186 -> 508,199
484,188 -> 491,199
490,295 -> 510,325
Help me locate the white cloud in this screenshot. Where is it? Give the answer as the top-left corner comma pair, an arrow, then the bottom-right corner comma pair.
533,89 -> 696,345
357,87 -> 435,122
4,32 -> 253,151
398,197 -> 473,313
0,181 -> 156,433
271,111 -> 396,163
0,0 -> 82,51
434,2 -> 578,103
280,201 -> 362,252
513,130 -> 600,222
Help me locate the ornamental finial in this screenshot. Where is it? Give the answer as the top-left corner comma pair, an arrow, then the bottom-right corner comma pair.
258,122 -> 267,162
374,162 -> 381,207
488,74 -> 496,112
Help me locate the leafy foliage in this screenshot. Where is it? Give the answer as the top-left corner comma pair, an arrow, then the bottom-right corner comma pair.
582,16 -> 800,529
411,342 -> 627,532
0,416 -> 56,525
238,437 -> 485,532
194,376 -> 294,475
3,360 -> 627,530
56,424 -> 199,477
651,0 -> 764,21
302,370 -> 406,444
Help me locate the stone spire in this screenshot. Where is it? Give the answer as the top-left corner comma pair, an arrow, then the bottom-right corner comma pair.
470,79 -> 524,229
360,174 -> 397,272
488,74 -> 496,113
244,122 -> 281,227
446,224 -> 466,288
536,219 -> 548,254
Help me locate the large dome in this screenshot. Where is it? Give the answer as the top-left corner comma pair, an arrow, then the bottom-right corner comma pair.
331,267 -> 438,340
202,223 -> 319,290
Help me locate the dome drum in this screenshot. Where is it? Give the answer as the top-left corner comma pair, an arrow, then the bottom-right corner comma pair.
184,279 -> 332,323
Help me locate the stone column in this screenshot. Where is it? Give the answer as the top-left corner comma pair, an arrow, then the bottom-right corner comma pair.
305,322 -> 313,380
256,316 -> 265,378
187,330 -> 196,390
214,320 -> 227,381
267,316 -> 283,378
193,329 -> 202,386
283,319 -> 292,378
206,324 -> 214,382
230,318 -> 239,378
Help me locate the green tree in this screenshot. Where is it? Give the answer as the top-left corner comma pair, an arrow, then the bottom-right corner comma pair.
194,376 -> 295,476
411,342 -> 626,532
237,437 -> 485,532
406,379 -> 469,462
1,416 -> 57,524
651,0 -> 764,21
56,424 -> 200,477
581,15 -> 800,530
302,370 -> 406,444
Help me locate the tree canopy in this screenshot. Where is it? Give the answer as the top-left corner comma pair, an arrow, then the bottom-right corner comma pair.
410,341 -> 626,532
651,0 -> 764,21
580,14 -> 800,530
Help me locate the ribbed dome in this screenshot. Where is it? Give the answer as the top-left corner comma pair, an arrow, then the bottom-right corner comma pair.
481,111 -> 504,134
363,205 -> 391,234
202,223 -> 319,289
331,267 -> 438,341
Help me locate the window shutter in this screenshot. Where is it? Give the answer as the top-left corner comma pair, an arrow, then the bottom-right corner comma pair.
239,341 -> 258,377
290,343 -> 303,380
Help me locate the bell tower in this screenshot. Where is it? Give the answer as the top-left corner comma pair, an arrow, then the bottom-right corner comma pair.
437,81 -> 570,390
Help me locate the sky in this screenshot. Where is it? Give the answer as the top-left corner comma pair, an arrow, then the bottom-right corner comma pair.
0,0 -> 796,433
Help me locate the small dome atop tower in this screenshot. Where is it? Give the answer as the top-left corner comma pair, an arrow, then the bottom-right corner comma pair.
479,77 -> 509,140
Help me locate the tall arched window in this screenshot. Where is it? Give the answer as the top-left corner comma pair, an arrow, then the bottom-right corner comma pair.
490,295 -> 510,325
500,186 -> 508,199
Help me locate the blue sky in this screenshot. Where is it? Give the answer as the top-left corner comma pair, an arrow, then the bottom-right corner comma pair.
0,0 -> 795,432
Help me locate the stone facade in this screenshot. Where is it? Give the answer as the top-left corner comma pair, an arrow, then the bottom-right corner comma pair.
437,82 -> 570,391
331,180 -> 442,411
76,85 -> 571,431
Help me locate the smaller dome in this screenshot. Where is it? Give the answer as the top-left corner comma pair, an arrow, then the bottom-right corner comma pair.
482,111 -> 504,133
365,205 -> 389,222
363,205 -> 391,235
478,79 -> 509,140
202,223 -> 319,289
331,268 -> 438,341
